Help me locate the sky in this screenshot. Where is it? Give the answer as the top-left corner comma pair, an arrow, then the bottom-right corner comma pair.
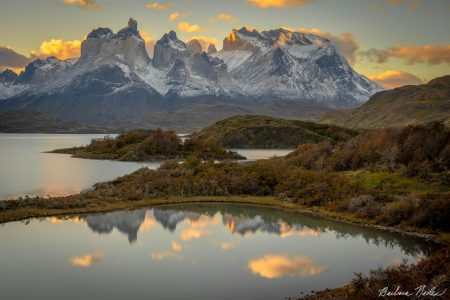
0,0 -> 449,88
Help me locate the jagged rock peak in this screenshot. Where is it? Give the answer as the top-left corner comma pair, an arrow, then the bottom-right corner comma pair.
87,27 -> 114,39
207,44 -> 217,54
186,39 -> 203,53
0,69 -> 18,83
114,17 -> 142,40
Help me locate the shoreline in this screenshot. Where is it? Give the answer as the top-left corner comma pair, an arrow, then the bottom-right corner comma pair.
1,194 -> 447,246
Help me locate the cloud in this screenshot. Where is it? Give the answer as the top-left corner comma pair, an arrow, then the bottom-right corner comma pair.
169,12 -> 182,22
172,241 -> 182,252
219,242 -> 235,250
360,44 -> 450,65
187,36 -> 219,51
146,2 -> 173,10
180,228 -> 203,241
0,47 -> 31,68
247,0 -> 316,9
37,39 -> 82,60
177,22 -> 208,33
283,26 -> 360,65
70,252 -> 104,267
248,254 -> 328,279
151,251 -> 179,260
140,31 -> 156,58
61,0 -> 101,10
209,13 -> 237,23
367,70 -> 424,89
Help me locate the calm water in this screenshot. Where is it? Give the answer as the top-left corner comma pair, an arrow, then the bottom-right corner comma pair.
0,203 -> 436,300
0,134 -> 159,200
0,134 -> 291,200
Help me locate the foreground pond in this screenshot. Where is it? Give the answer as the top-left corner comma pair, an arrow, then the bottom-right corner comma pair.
0,204 -> 437,300
0,134 -> 291,200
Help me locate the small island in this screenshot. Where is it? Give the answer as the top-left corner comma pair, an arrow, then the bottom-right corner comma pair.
49,129 -> 245,161
192,115 -> 358,149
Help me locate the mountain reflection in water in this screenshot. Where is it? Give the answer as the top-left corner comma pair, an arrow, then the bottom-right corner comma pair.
79,203 -> 436,256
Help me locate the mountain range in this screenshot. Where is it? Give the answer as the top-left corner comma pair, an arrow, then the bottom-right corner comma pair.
0,18 -> 383,126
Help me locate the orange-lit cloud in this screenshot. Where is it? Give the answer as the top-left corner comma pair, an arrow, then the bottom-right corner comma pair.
361,44 -> 450,65
38,38 -> 82,59
279,224 -> 321,238
247,0 -> 316,9
61,0 -> 101,10
169,12 -> 182,22
151,251 -> 178,260
289,27 -> 359,65
367,70 -> 424,89
172,241 -> 182,252
180,228 -> 203,241
70,252 -> 104,267
146,2 -> 173,11
247,254 -> 328,279
139,213 -> 156,232
220,242 -> 235,250
209,13 -> 237,23
177,22 -> 208,33
140,31 -> 156,58
188,36 -> 219,51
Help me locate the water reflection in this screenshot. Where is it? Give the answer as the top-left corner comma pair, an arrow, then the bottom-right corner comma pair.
70,252 -> 104,267
86,210 -> 146,243
248,255 -> 328,279
76,203 -> 437,257
1,203 -> 442,300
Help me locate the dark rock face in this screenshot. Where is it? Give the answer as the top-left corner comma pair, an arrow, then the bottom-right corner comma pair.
0,69 -> 18,83
186,39 -> 203,53
152,31 -> 190,68
207,44 -> 217,54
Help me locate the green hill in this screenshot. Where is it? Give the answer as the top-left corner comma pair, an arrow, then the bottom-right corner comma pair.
321,75 -> 450,129
192,115 -> 357,149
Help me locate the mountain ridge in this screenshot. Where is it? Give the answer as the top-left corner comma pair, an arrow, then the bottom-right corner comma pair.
321,75 -> 450,129
0,18 -> 383,126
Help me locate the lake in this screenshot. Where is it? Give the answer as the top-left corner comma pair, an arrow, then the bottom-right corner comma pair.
0,134 -> 291,200
0,203 -> 437,300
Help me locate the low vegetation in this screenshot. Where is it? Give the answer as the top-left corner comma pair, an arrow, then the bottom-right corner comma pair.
321,75 -> 450,129
21,122 -> 445,243
301,246 -> 450,300
50,129 -> 245,161
192,115 -> 358,148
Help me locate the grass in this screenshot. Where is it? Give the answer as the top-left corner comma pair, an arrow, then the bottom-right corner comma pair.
346,170 -> 448,195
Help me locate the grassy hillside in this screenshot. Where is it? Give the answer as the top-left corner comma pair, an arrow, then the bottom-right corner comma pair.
192,115 -> 358,148
321,75 -> 450,129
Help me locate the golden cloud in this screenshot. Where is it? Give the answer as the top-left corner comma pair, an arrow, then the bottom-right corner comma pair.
62,0 -> 101,10
367,70 -> 424,89
151,251 -> 177,260
38,38 -> 82,59
140,31 -> 156,58
209,13 -> 237,23
172,241 -> 182,252
169,12 -> 182,22
180,228 -> 203,241
139,213 -> 156,232
70,252 -> 104,267
248,254 -> 328,279
188,36 -> 219,51
177,22 -> 208,33
247,0 -> 316,9
146,2 -> 173,10
361,44 -> 450,65
220,242 -> 235,250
